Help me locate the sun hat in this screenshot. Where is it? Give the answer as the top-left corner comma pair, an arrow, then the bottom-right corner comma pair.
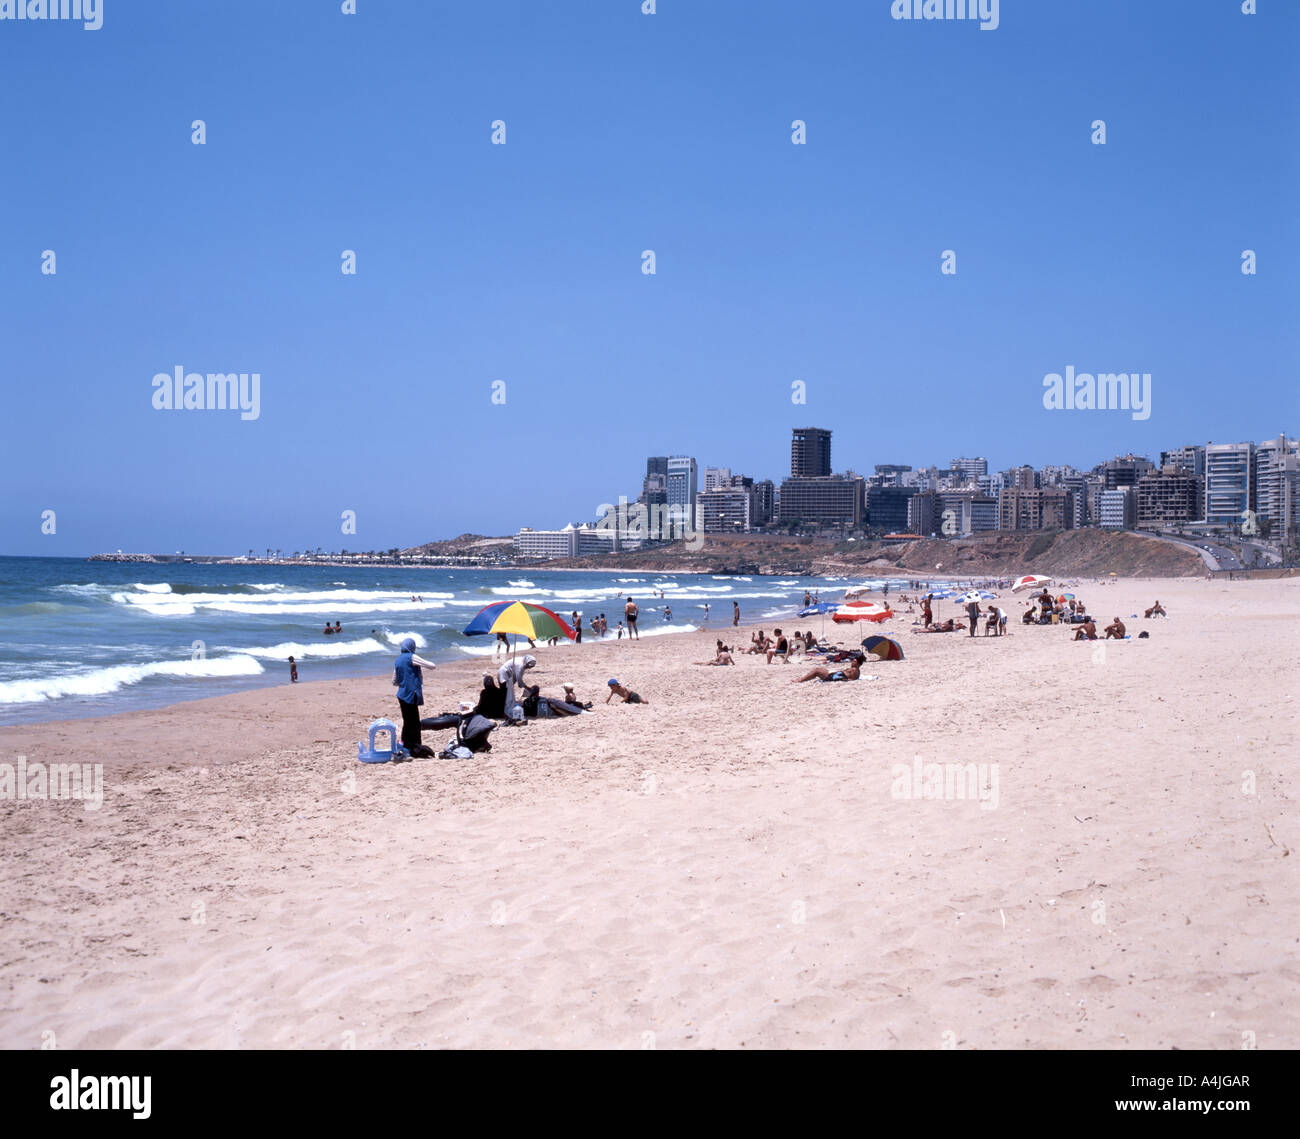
608,678 -> 619,686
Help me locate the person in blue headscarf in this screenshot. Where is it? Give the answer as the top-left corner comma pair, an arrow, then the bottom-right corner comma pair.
393,638 -> 437,754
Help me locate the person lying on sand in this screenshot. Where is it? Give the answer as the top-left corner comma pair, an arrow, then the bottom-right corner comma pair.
696,649 -> 735,666
1072,619 -> 1098,640
606,679 -> 648,704
914,618 -> 957,633
793,661 -> 861,683
1104,617 -> 1126,640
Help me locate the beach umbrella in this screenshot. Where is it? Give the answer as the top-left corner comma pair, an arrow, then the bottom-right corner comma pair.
463,600 -> 576,664
832,600 -> 893,624
861,635 -> 904,661
958,589 -> 995,603
800,601 -> 837,638
799,602 -> 837,617
1011,574 -> 1052,593
1056,593 -> 1076,602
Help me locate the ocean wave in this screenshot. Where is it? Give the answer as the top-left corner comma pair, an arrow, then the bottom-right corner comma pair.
0,601 -> 69,617
379,629 -> 428,648
132,582 -> 173,593
231,637 -> 387,660
0,655 -> 265,705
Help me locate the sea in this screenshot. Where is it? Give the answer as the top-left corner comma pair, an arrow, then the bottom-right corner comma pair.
0,557 -> 915,725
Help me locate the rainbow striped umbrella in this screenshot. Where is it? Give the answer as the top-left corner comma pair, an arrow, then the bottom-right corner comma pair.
463,600 -> 576,644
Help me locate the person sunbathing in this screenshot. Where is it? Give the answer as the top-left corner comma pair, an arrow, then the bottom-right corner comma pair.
747,631 -> 766,654
793,661 -> 861,683
1072,620 -> 1097,640
696,649 -> 735,666
1144,601 -> 1167,618
915,618 -> 957,633
1103,617 -> 1126,640
766,629 -> 789,664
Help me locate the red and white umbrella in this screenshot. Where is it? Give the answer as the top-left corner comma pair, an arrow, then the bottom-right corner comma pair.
1011,574 -> 1052,593
832,600 -> 894,624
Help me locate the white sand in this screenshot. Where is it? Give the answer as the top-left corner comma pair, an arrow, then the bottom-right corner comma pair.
1,576 -> 1296,1048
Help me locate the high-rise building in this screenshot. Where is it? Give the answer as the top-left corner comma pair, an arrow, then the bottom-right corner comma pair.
640,456 -> 669,506
1062,473 -> 1091,527
779,475 -> 865,527
867,485 -> 918,532
702,467 -> 732,493
949,457 -> 988,482
791,428 -> 832,478
1255,435 -> 1299,534
1204,442 -> 1255,526
666,456 -> 698,525
751,479 -> 775,527
1135,466 -> 1201,529
1160,445 -> 1206,479
999,488 -> 1069,531
907,490 -> 938,536
1099,454 -> 1156,490
936,490 -> 999,535
695,486 -> 751,533
1006,465 -> 1038,491
1098,487 -> 1136,530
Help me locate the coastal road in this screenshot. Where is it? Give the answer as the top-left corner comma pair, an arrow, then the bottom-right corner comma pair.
1133,530 -> 1223,571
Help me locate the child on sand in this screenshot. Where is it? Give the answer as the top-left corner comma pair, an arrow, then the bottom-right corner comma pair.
606,679 -> 647,704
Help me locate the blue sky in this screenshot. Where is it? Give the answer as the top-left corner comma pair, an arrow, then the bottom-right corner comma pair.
2,0 -> 1296,555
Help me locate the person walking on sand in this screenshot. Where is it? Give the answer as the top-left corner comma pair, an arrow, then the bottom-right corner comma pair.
288,655 -> 298,683
624,596 -> 639,639
733,601 -> 740,626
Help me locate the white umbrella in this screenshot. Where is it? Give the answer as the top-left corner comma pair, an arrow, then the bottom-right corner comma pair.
1011,574 -> 1052,593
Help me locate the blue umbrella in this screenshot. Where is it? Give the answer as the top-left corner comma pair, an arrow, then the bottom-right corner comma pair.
799,603 -> 837,617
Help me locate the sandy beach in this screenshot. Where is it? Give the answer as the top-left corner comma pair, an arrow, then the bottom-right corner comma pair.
1,575 -> 1297,1050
